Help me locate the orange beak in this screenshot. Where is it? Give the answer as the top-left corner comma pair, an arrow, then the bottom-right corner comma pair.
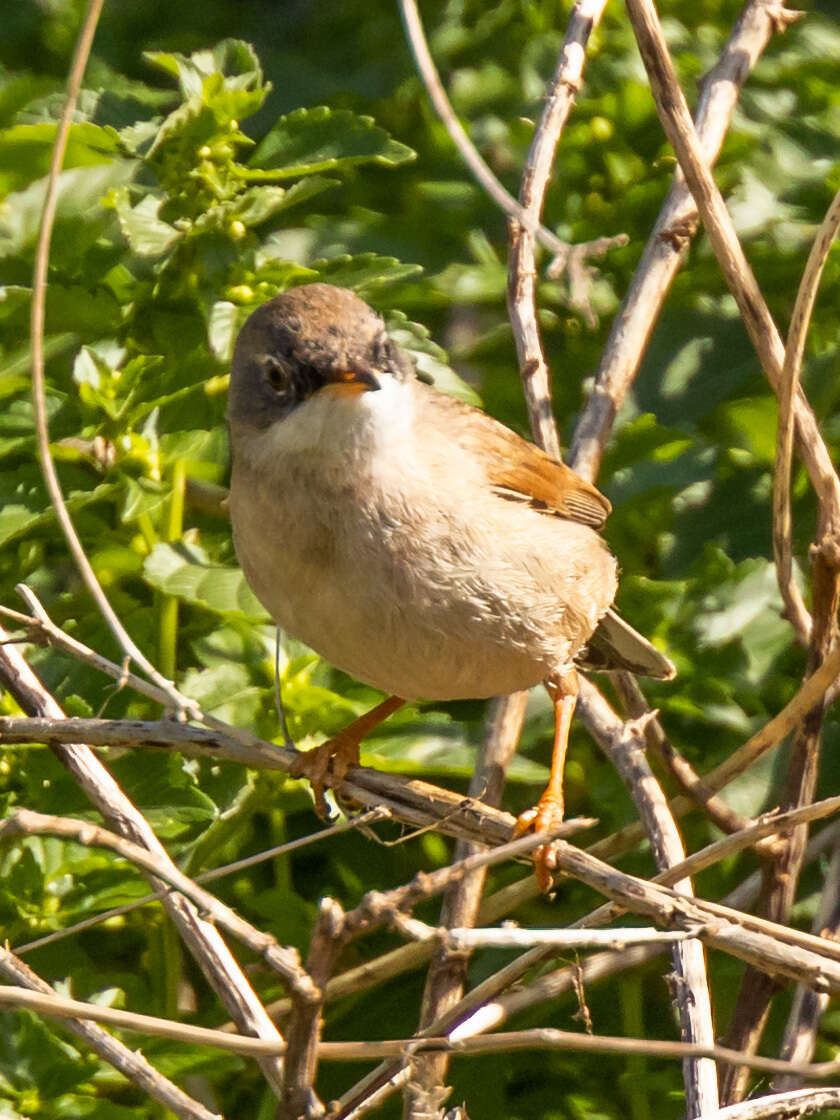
319,368 -> 381,397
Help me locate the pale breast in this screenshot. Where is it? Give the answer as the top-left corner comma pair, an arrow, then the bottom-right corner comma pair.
228,384 -> 618,700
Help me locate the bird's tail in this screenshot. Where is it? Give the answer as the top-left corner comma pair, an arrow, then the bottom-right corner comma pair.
576,608 -> 676,679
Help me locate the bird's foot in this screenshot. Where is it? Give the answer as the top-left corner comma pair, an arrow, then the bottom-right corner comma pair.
514,793 -> 565,893
290,731 -> 361,819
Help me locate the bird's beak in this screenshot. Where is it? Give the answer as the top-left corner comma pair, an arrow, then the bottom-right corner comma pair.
320,367 -> 381,397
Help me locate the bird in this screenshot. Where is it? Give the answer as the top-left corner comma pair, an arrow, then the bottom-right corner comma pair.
227,282 -> 674,888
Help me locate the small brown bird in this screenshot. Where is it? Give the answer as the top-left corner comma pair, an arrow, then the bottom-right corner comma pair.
227,283 -> 674,887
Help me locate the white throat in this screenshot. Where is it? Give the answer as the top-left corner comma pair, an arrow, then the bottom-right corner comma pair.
245,374 -> 416,474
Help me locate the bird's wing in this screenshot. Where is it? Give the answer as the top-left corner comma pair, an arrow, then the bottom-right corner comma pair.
424,386 -> 611,528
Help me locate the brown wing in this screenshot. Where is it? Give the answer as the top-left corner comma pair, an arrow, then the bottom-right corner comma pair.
424,385 -> 611,528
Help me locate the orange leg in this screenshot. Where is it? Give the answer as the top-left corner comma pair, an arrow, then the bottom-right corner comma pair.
514,668 -> 579,892
290,695 -> 405,817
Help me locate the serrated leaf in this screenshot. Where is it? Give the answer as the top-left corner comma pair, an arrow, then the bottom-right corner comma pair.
0,122 -> 121,196
312,253 -> 422,291
112,189 -> 181,258
145,39 -> 263,99
0,466 -> 117,547
143,540 -> 268,619
251,106 -> 415,178
386,310 -> 481,405
0,162 -> 137,259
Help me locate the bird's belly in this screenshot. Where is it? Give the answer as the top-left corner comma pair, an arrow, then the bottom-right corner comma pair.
229,476 -> 551,700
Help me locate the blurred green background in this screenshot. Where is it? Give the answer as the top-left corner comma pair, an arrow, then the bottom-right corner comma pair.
1,0 -> 840,1116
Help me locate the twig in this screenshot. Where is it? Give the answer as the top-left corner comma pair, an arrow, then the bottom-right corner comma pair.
623,0 -> 840,528
0,949 -> 220,1120
27,0 -> 196,716
570,0 -> 801,481
549,840 -> 840,991
614,672 -> 751,834
9,978 -> 840,1085
393,924 -> 704,950
773,187 -> 840,642
773,838 -> 840,1090
0,632 -> 287,1096
282,897 -> 345,1120
405,692 -> 526,1117
576,678 -> 719,1115
399,0 -> 578,264
708,1088 -> 840,1120
0,809 -> 319,1001
13,809 -> 388,957
507,0 -> 611,458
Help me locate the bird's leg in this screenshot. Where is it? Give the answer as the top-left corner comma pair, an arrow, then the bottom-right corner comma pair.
514,668 -> 579,892
290,695 -> 406,817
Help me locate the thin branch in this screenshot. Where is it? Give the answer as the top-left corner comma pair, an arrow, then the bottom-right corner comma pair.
623,0 -> 840,527
576,678 -> 719,1115
10,979 -> 840,1085
405,692 -> 526,1118
507,0 -> 611,458
0,950 -> 220,1120
570,0 -> 802,481
773,187 -> 840,641
0,632 -> 287,1096
773,837 -> 840,1090
614,672 -> 751,835
399,0 -> 579,263
709,1088 -> 840,1120
27,0 -> 195,715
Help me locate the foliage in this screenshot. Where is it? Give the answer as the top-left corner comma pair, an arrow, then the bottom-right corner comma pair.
1,1 -> 840,1117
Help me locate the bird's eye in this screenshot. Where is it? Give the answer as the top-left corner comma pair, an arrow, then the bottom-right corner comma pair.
264,356 -> 290,394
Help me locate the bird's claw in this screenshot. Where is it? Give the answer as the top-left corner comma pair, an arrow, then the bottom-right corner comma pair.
514,794 -> 565,893
289,732 -> 361,819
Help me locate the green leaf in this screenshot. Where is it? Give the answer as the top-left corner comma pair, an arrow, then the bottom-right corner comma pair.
0,466 -> 117,548
0,162 -> 137,258
145,39 -> 264,99
312,252 -> 422,292
386,309 -> 481,405
111,189 -> 181,258
0,122 -> 121,196
250,106 -> 415,178
143,540 -> 268,619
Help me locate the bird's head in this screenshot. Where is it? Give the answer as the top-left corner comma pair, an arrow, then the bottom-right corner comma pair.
227,284 -> 413,431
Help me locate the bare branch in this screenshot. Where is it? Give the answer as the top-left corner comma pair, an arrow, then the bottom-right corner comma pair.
570,0 -> 800,480
399,0 -> 578,262
0,950 -> 220,1120
623,0 -> 840,527
405,692 -> 526,1117
0,632 -> 287,1096
773,188 -> 840,641
507,0 -> 611,458
27,0 -> 196,716
576,678 -> 719,1115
